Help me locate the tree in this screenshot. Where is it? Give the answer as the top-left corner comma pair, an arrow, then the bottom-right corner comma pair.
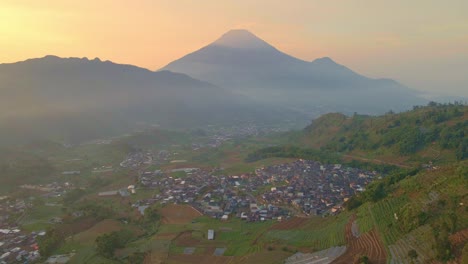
127,251 -> 147,264
96,229 -> 133,259
456,139 -> 468,160
408,249 -> 418,260
357,255 -> 369,264
37,228 -> 65,258
144,205 -> 160,223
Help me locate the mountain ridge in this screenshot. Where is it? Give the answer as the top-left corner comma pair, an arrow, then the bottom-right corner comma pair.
0,55 -> 306,145
162,29 -> 426,115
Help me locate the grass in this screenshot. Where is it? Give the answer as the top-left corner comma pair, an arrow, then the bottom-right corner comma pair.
157,216 -> 275,256
21,221 -> 53,232
158,224 -> 190,234
20,203 -> 63,227
262,213 -> 349,250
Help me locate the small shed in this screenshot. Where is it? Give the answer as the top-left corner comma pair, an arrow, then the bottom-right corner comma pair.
208,229 -> 215,240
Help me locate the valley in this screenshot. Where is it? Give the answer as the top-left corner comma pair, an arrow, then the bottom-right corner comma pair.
2,2 -> 468,263
0,104 -> 466,263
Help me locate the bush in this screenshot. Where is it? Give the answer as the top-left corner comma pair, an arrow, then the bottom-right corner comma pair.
37,228 -> 65,258
408,249 -> 418,259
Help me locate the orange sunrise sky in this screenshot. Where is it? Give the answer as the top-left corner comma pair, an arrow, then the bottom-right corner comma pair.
1,0 -> 467,96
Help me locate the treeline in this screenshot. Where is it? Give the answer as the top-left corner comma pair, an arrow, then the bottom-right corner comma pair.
245,145 -> 402,175
245,146 -> 341,164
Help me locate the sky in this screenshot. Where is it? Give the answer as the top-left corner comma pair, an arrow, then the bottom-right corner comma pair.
1,0 -> 467,97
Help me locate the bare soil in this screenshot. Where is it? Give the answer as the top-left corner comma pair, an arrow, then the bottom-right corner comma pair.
332,215 -> 387,264
159,204 -> 202,224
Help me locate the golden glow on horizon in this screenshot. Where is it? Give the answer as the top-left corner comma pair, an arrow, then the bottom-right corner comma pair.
1,0 -> 468,95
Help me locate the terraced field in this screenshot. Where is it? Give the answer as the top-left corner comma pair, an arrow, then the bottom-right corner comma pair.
367,196 -> 409,246
388,225 -> 436,264
355,204 -> 374,234
332,216 -> 387,264
262,213 -> 349,250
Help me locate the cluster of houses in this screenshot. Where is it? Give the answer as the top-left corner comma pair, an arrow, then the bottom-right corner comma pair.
0,198 -> 29,225
120,151 -> 153,168
0,198 -> 42,263
0,229 -> 42,263
135,159 -> 379,221
20,182 -> 75,198
251,160 -> 379,215
191,125 -> 286,150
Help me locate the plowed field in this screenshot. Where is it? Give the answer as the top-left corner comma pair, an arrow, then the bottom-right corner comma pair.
332,216 -> 386,264
160,204 -> 202,224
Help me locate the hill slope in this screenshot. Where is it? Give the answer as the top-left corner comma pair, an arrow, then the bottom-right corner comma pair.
245,104 -> 468,262
299,103 -> 468,166
162,29 -> 426,115
348,161 -> 468,263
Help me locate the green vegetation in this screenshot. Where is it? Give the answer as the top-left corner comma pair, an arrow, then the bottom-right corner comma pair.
345,168 -> 419,210
3,103 -> 468,262
38,227 -> 66,258
245,146 -> 340,163
0,149 -> 55,193
461,243 -> 468,264
63,189 -> 87,205
353,161 -> 468,261
296,103 -> 467,165
96,229 -> 134,259
263,213 -> 349,250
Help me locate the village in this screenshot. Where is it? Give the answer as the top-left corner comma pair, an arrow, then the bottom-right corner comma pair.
0,197 -> 41,263
134,159 -> 380,222
0,125 -> 381,263
0,181 -> 81,263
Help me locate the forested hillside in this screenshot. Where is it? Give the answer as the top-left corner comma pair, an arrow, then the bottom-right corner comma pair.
298,102 -> 467,165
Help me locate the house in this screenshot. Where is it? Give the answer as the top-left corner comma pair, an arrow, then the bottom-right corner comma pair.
98,190 -> 118,196
250,203 -> 259,213
208,229 -> 215,240
61,171 -> 80,175
240,212 -> 248,220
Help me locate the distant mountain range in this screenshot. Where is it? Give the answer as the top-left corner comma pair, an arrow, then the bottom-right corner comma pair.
0,29 -> 440,144
0,55 -> 303,144
163,29 -> 427,114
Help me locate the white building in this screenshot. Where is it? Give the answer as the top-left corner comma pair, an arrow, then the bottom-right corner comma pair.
208,229 -> 215,240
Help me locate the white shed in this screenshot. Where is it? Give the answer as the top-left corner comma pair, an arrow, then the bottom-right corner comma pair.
208,229 -> 215,240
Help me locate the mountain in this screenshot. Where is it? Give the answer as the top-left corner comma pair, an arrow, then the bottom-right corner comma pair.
0,55 -> 304,145
162,29 -> 427,115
